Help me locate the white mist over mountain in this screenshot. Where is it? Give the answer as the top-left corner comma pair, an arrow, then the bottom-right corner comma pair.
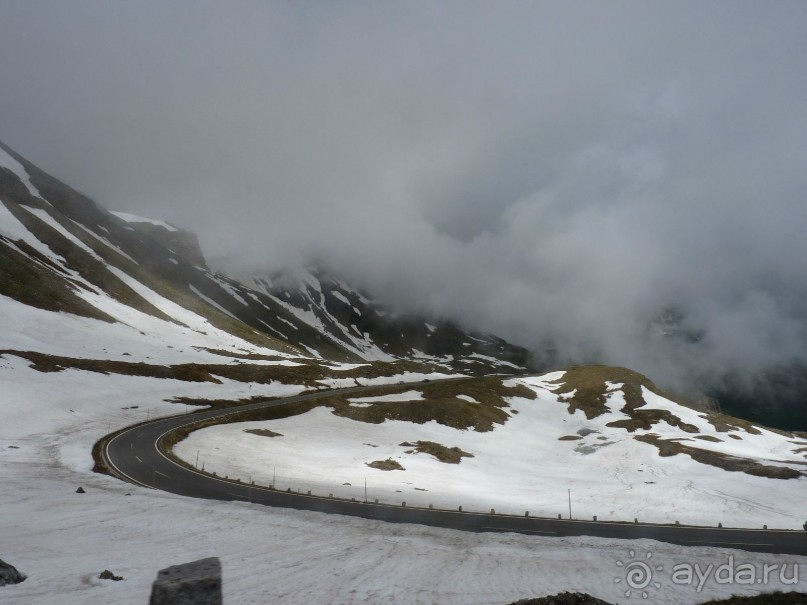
1,1 -> 806,393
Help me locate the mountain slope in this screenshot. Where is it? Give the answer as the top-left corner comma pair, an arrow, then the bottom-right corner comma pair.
240,269 -> 530,370
0,140 -> 529,374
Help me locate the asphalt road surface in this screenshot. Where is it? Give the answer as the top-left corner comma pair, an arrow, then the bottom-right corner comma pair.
102,382 -> 807,556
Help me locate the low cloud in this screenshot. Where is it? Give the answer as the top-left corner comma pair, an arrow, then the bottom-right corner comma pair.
2,1 -> 807,394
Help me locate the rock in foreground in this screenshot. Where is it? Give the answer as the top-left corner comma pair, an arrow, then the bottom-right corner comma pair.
150,557 -> 221,605
0,559 -> 26,587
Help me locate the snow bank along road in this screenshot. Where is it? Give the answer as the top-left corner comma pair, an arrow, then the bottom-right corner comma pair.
101,382 -> 807,557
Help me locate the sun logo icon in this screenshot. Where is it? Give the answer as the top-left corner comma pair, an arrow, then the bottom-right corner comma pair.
614,550 -> 663,599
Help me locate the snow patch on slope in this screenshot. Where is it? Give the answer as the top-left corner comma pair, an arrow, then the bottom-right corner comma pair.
0,201 -> 59,260
69,220 -> 139,264
110,211 -> 178,231
189,284 -> 240,320
255,272 -> 396,362
0,146 -> 44,200
22,206 -> 100,259
348,390 -> 425,404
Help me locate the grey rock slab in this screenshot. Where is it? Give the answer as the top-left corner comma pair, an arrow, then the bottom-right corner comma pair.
150,557 -> 221,605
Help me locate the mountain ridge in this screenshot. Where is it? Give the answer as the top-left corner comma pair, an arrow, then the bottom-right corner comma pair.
0,139 -> 530,374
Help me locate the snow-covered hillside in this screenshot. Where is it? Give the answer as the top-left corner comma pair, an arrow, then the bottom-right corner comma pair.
176,367 -> 807,530
241,270 -> 530,371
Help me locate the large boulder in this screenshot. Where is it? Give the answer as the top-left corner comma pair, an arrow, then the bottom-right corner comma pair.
0,559 -> 26,586
150,557 -> 221,605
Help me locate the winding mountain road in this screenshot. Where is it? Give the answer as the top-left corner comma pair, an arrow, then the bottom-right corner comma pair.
101,382 -> 807,556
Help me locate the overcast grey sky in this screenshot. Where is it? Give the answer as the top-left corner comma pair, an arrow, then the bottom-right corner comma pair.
2,1 -> 807,390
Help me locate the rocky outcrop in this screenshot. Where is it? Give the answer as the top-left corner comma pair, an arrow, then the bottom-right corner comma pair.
0,559 -> 26,587
99,569 -> 123,581
128,222 -> 208,268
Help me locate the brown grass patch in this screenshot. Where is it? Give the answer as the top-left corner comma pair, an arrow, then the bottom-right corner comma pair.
195,348 -> 293,362
410,441 -> 473,464
366,458 -> 404,471
1,349 -> 448,390
558,435 -> 583,441
331,376 -> 532,432
1,350 -> 222,382
168,395 -> 276,409
334,399 -> 509,432
551,365 -> 690,420
551,365 -> 716,437
606,409 -> 699,433
244,428 -> 283,438
635,434 -> 802,479
704,412 -> 764,435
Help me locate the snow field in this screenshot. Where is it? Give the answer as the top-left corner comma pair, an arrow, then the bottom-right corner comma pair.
109,210 -> 178,231
176,375 -> 807,530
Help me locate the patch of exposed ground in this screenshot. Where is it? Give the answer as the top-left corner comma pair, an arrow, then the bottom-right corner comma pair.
551,365 -> 689,420
366,458 -> 404,471
634,434 -> 803,479
550,366 -> 790,442
407,441 -> 474,464
244,428 -> 283,438
194,347 -> 295,362
1,350 -> 221,382
704,412 -> 764,435
330,376 -> 535,432
1,349 -> 448,390
168,395 -> 279,409
606,408 -> 699,433
335,359 -> 457,380
334,398 -> 509,432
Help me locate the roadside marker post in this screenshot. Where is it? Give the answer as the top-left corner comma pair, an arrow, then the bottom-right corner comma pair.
568,489 -> 572,520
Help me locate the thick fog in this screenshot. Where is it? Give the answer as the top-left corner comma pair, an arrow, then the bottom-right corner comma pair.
2,2 -> 807,393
